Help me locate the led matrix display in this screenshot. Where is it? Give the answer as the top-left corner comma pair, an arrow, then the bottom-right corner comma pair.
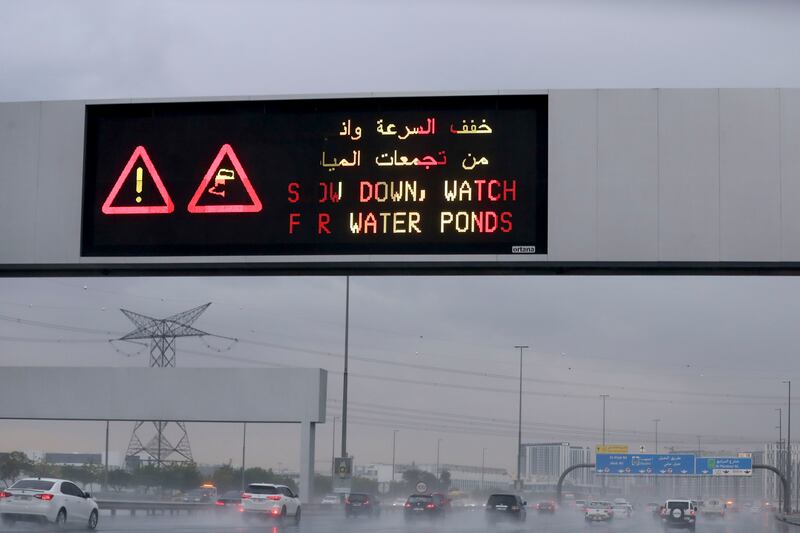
82,95 -> 547,257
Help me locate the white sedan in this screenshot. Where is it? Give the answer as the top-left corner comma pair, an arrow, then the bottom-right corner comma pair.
240,483 -> 301,523
0,478 -> 99,529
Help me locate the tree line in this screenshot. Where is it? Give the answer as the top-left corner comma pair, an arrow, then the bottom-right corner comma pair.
2,452 -> 452,497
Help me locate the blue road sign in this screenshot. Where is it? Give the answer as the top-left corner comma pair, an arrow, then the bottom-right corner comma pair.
595,454 -> 696,475
695,457 -> 753,476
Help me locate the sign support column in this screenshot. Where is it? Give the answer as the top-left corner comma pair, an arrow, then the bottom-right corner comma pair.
300,420 -> 316,504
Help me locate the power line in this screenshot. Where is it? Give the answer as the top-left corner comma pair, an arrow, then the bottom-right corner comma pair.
0,310 -> 793,404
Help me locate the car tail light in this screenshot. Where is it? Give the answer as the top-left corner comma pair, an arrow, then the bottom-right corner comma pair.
215,500 -> 225,506
511,506 -> 520,511
690,509 -> 696,517
0,491 -> 11,499
425,503 -> 435,509
271,507 -> 281,515
267,495 -> 282,501
35,493 -> 54,501
240,493 -> 251,499
345,497 -> 350,504
404,502 -> 411,508
238,505 -> 244,512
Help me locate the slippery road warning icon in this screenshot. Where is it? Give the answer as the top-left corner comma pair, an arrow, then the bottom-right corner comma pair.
101,146 -> 174,215
187,144 -> 262,213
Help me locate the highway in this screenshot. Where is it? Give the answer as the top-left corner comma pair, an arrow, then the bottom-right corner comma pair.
0,509 -> 794,532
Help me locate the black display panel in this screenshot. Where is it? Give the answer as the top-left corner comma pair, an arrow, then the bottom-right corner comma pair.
81,95 -> 547,257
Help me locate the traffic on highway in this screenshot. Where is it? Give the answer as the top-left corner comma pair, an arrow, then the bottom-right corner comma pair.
0,477 -> 793,532
0,493 -> 795,532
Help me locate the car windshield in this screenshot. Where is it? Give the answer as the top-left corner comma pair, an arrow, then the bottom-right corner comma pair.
221,490 -> 241,498
246,485 -> 278,495
589,502 -> 610,509
10,480 -> 55,490
488,495 -> 517,506
407,495 -> 432,503
348,494 -> 369,502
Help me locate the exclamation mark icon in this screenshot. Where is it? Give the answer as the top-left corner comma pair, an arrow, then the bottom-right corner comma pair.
135,166 -> 143,203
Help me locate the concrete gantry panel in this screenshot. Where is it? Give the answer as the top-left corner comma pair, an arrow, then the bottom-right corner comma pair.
596,89 -> 659,261
1,90 -> 800,272
0,102 -> 40,262
36,101 -> 85,263
657,89 -> 720,261
548,90 -> 598,261
719,89 -> 781,261
780,89 -> 800,261
0,367 -> 327,423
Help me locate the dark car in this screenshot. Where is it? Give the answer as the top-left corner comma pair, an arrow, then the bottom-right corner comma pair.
403,494 -> 448,520
345,493 -> 380,518
215,490 -> 242,511
536,500 -> 556,513
485,493 -> 527,522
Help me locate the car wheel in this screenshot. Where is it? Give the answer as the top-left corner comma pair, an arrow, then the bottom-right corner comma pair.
280,506 -> 287,522
294,507 -> 301,524
55,508 -> 67,527
87,509 -> 99,530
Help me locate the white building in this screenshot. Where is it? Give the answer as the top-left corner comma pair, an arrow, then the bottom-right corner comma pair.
356,463 -> 512,491
521,442 -> 593,486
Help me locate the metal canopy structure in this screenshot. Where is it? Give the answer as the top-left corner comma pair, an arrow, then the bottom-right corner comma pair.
0,367 -> 326,503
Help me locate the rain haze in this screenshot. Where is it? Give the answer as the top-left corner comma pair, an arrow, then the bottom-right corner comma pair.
2,0 -> 800,515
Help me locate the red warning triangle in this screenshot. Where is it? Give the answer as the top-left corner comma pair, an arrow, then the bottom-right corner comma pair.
102,146 -> 174,215
187,144 -> 262,213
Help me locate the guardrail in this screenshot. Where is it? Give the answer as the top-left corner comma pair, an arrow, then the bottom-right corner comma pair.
97,500 -> 213,516
97,500 -> 330,517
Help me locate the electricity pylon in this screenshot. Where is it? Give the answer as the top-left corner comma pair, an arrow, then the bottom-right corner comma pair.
117,303 -> 212,467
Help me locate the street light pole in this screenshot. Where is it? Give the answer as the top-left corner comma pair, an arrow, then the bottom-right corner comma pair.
514,345 -> 529,490
436,438 -> 442,479
341,277 -> 350,459
241,422 -> 247,491
784,380 -> 793,513
653,419 -> 660,454
331,416 -> 338,478
481,447 -> 486,492
392,430 -> 399,484
777,408 -> 783,504
600,394 -> 609,446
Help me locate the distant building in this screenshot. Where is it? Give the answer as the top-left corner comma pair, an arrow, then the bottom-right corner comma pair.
521,442 -> 593,486
44,453 -> 102,466
357,463 -> 512,491
764,442 -> 799,504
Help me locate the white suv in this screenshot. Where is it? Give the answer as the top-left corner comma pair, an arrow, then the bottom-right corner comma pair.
240,483 -> 301,523
0,478 -> 99,529
661,499 -> 698,530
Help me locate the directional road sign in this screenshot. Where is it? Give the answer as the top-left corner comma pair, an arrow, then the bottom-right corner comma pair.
595,454 -> 696,476
695,457 -> 753,476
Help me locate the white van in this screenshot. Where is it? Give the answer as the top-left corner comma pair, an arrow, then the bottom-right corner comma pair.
702,498 -> 725,518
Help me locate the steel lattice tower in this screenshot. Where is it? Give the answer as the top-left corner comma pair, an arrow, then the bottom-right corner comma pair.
118,303 -> 212,467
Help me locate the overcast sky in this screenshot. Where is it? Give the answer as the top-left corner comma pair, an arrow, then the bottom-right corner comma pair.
1,0 -> 800,475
